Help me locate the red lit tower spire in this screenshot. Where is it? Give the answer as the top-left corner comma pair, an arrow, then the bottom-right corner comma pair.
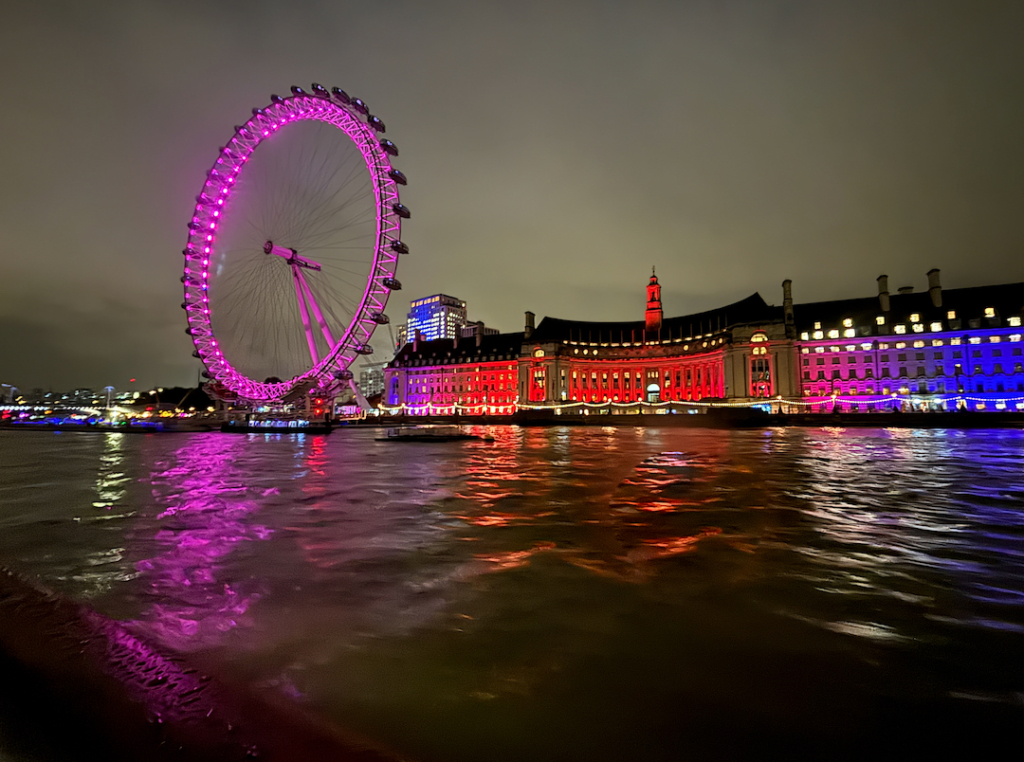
645,266 -> 663,334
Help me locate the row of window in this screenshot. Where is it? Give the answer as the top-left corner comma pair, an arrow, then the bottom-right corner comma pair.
804,348 -> 1024,365
800,334 -> 1023,354
801,313 -> 1022,341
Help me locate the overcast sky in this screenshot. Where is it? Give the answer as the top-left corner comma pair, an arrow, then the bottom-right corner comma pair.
2,0 -> 1022,391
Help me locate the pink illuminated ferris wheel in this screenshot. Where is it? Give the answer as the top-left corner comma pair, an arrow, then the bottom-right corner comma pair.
181,84 -> 409,403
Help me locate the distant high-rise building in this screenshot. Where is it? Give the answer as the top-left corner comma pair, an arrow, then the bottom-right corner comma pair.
405,294 -> 467,342
358,366 -> 385,399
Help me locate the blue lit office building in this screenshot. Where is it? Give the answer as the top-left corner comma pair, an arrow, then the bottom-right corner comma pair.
405,294 -> 468,341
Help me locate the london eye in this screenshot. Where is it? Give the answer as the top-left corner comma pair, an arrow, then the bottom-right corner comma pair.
181,84 -> 408,404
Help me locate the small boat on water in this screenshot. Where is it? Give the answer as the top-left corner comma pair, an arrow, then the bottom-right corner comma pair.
221,419 -> 333,434
376,425 -> 492,442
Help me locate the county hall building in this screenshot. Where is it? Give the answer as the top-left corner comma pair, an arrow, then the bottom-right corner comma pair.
383,269 -> 1024,414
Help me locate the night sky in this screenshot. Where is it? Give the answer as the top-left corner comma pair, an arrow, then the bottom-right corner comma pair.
2,0 -> 1023,391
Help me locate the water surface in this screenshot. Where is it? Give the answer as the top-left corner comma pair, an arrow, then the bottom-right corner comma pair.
1,426 -> 1022,759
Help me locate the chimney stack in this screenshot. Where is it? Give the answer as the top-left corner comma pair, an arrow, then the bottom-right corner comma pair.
927,268 -> 942,307
475,321 -> 483,348
782,279 -> 794,337
877,275 -> 890,312
524,311 -> 535,340
413,329 -> 421,352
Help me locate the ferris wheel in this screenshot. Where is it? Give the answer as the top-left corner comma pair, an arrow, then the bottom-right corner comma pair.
181,84 -> 409,404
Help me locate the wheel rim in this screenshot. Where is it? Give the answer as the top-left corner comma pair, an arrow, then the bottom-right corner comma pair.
182,88 -> 404,403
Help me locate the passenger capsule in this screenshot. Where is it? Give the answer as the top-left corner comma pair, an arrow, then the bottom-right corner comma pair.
367,115 -> 386,133
270,94 -> 284,104
331,87 -> 351,104
388,169 -> 407,185
192,350 -> 200,358
370,312 -> 390,324
290,86 -> 307,96
392,203 -> 411,219
252,108 -> 265,116
310,83 -> 329,97
334,369 -> 354,381
390,240 -> 409,255
383,277 -> 402,291
351,98 -> 369,115
185,327 -> 193,336
380,139 -> 398,157
355,344 -> 374,355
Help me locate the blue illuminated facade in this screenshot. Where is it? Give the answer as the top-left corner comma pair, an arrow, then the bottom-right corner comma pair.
793,272 -> 1024,411
405,294 -> 467,342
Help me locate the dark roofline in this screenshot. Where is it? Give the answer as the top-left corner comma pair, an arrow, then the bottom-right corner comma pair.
792,282 -> 1024,330
530,293 -> 780,342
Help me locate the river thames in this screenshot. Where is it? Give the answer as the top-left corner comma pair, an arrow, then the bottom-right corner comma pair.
1,426 -> 1022,760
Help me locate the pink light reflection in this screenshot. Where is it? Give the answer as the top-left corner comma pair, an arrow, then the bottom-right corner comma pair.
130,435 -> 273,651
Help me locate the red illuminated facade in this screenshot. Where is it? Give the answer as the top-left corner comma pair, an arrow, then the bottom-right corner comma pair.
384,330 -> 522,414
518,292 -> 795,406
384,275 -> 799,412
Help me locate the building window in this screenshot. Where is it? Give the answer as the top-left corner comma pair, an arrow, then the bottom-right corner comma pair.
876,316 -> 885,325
894,325 -> 906,334
985,307 -> 996,318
